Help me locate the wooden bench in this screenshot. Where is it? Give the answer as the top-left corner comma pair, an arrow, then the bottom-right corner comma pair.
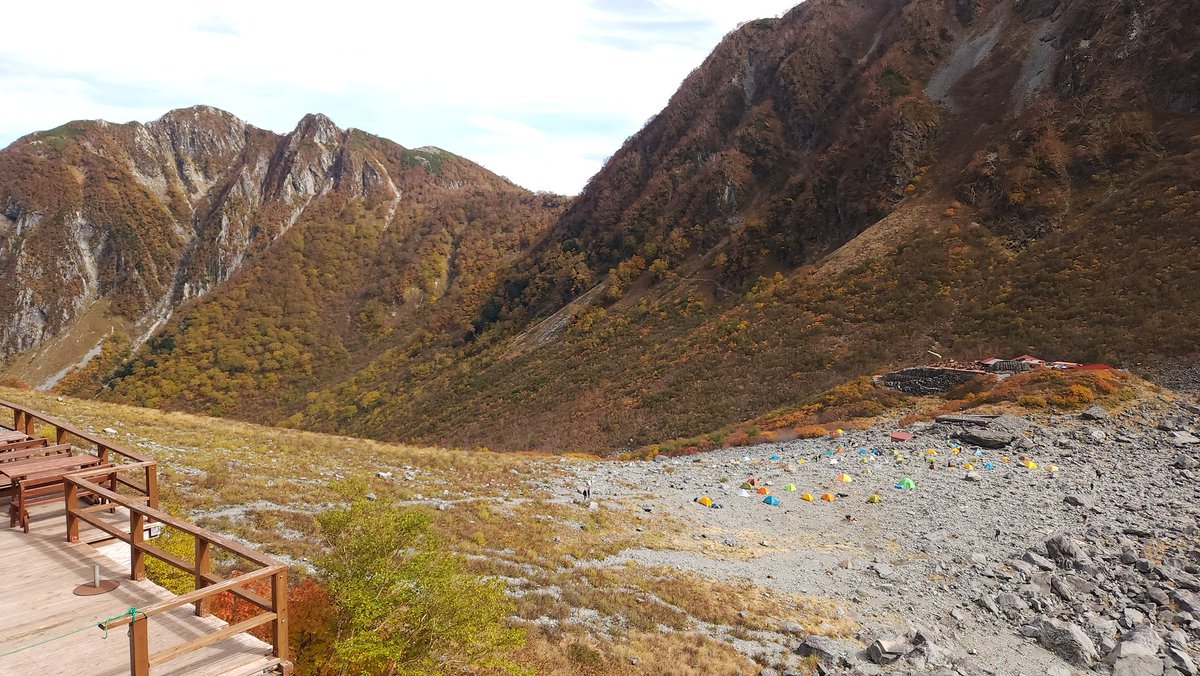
0,437 -> 49,454
0,443 -> 71,463
0,443 -> 71,499
10,463 -> 115,533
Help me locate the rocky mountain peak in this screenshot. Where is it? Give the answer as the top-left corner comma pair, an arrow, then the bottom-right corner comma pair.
139,106 -> 249,192
291,112 -> 343,146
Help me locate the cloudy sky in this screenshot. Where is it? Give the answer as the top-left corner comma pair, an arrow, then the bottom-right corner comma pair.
0,0 -> 798,194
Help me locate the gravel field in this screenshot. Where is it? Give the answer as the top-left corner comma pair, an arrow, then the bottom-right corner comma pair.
550,397 -> 1200,675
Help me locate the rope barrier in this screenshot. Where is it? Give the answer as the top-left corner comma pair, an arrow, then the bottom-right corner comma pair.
0,606 -> 143,658
0,623 -> 94,658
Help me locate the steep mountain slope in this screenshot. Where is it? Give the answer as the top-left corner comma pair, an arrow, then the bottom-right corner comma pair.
5,0 -> 1198,455
0,107 -> 565,410
285,0 -> 1200,452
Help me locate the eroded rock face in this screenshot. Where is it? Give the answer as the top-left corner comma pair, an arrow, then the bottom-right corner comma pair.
0,107 -> 444,362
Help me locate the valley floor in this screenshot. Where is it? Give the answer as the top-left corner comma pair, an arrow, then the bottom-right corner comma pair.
549,398 -> 1200,675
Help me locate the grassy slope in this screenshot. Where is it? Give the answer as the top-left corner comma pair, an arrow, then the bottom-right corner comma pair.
0,387 -> 853,674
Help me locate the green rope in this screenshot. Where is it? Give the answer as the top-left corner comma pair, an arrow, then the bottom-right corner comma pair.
0,622 -> 96,658
101,607 -> 141,639
0,607 -> 142,657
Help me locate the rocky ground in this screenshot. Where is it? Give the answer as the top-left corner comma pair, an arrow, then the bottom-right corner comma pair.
550,396 -> 1200,675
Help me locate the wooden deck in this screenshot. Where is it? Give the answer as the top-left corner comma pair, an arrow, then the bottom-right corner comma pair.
0,501 -> 279,675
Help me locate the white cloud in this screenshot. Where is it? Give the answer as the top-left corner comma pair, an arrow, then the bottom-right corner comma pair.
0,0 -> 799,193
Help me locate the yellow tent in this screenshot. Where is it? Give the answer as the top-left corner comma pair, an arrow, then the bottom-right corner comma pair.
698,496 -> 713,507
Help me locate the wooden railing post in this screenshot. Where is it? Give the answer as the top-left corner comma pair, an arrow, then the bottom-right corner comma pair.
23,412 -> 35,436
130,510 -> 146,580
194,538 -> 211,616
97,444 -> 110,464
56,425 -> 68,444
13,409 -> 22,432
271,569 -> 289,665
65,480 -> 79,543
146,465 -> 159,510
129,612 -> 150,676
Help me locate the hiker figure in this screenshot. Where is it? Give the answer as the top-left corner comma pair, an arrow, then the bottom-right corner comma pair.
583,480 -> 592,500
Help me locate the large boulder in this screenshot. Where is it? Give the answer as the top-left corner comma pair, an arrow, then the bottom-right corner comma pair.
795,635 -> 846,667
866,638 -> 909,664
1045,534 -> 1095,570
955,428 -> 1015,448
1040,619 -> 1100,667
1106,640 -> 1163,676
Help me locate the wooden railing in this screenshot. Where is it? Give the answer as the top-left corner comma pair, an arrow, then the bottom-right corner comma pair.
0,398 -> 289,674
0,397 -> 158,505
65,464 -> 292,675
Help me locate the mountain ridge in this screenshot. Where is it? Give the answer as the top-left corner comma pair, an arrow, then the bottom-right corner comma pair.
0,106 -> 565,393
2,0 -> 1198,453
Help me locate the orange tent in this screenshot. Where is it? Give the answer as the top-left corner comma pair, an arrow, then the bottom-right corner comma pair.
820,492 -> 836,502
756,486 -> 770,495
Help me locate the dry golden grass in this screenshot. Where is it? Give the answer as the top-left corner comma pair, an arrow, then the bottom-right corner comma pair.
578,564 -> 857,636
0,386 -> 547,515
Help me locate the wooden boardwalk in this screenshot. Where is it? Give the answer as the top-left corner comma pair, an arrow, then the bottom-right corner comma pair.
0,501 -> 280,675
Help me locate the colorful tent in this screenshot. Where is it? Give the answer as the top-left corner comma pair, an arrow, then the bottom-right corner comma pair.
801,492 -> 815,502
738,489 -> 751,497
784,483 -> 797,492
763,495 -> 780,506
740,482 -> 754,490
756,486 -> 770,495
698,496 -> 713,507
895,477 -> 916,489
820,492 -> 836,502
837,473 -> 853,483
769,454 -> 780,460
867,493 -> 882,504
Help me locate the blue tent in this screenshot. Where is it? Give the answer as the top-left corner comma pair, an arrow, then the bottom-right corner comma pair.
762,495 -> 780,506
769,454 -> 780,460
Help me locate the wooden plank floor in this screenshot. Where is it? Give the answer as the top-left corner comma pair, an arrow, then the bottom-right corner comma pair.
0,501 -> 279,675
